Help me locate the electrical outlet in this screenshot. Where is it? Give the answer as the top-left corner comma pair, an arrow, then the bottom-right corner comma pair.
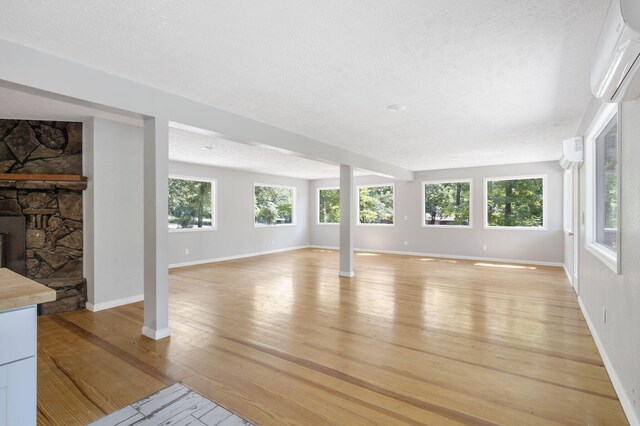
185,248 -> 190,255
482,245 -> 487,251
602,306 -> 607,324
404,241 -> 408,246
271,240 -> 275,245
404,215 -> 408,221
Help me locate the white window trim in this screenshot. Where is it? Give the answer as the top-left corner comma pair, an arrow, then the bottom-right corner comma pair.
483,174 -> 548,231
584,102 -> 620,274
317,186 -> 340,225
562,170 -> 573,234
253,183 -> 297,227
356,183 -> 396,227
421,179 -> 473,229
168,175 -> 217,232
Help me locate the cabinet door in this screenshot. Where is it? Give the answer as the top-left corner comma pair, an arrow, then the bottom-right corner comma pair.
0,356 -> 36,426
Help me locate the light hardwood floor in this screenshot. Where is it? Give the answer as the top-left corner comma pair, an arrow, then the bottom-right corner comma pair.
37,249 -> 628,425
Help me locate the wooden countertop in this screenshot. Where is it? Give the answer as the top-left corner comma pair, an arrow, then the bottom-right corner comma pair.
0,268 -> 56,311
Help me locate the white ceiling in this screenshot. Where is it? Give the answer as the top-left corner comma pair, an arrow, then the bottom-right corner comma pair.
0,1 -> 609,171
0,85 -> 364,179
169,124 -> 370,179
0,85 -> 142,126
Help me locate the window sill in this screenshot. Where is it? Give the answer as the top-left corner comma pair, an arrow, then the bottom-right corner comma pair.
356,223 -> 395,227
169,228 -> 217,233
585,242 -> 619,274
316,222 -> 340,226
254,223 -> 296,228
422,224 -> 472,229
483,226 -> 547,231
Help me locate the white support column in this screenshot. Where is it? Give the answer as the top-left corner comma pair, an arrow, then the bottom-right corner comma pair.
142,117 -> 170,340
339,164 -> 355,277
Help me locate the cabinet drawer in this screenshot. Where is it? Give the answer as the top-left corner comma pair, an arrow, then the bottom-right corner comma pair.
0,356 -> 37,426
0,306 -> 36,366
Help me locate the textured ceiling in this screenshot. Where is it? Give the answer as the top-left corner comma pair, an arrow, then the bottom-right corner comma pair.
169,125 -> 370,179
0,1 -> 608,171
0,86 -> 353,179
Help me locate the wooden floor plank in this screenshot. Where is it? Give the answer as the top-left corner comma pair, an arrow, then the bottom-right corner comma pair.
38,249 -> 628,425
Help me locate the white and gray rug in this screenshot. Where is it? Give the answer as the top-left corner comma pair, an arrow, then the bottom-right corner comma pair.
89,383 -> 253,426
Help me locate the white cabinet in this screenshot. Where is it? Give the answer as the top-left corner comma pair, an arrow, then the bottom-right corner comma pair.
0,357 -> 36,426
0,305 -> 38,426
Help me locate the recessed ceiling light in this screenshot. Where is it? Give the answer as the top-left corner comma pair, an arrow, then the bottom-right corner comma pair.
202,146 -> 215,151
386,104 -> 406,112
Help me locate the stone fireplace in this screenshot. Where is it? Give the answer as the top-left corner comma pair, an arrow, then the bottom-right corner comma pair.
0,120 -> 86,314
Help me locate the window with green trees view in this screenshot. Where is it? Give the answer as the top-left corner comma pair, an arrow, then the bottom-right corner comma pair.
254,184 -> 294,226
358,185 -> 394,225
595,114 -> 618,252
168,177 -> 214,230
318,188 -> 340,224
485,176 -> 545,228
423,180 -> 471,227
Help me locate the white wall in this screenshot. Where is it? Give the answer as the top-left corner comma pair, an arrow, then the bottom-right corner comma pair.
310,161 -> 564,265
576,100 -> 640,425
168,161 -> 309,266
84,118 -> 145,310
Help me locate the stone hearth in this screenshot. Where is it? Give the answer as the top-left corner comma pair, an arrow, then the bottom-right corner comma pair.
0,120 -> 86,314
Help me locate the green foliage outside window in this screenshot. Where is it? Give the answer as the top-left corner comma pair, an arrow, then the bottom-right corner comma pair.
168,178 -> 213,229
486,178 -> 543,227
424,182 -> 470,226
359,185 -> 394,224
319,189 -> 340,223
254,185 -> 293,225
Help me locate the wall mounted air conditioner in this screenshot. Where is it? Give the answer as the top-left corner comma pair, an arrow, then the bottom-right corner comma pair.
591,0 -> 640,102
559,137 -> 583,170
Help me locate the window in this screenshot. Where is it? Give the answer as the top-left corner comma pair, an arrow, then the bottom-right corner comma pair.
357,184 -> 394,225
168,176 -> 215,231
422,180 -> 472,227
318,188 -> 340,224
254,184 -> 295,226
585,103 -> 619,273
484,175 -> 546,229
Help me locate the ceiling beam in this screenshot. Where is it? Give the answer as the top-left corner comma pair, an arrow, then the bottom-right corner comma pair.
0,39 -> 414,181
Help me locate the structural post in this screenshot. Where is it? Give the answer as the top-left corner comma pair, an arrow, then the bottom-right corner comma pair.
339,164 -> 355,277
142,117 -> 170,340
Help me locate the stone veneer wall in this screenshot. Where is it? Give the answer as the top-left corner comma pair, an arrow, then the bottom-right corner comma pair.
0,120 -> 86,314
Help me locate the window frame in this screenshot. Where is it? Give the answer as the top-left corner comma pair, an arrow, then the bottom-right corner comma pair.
563,170 -> 574,234
421,179 -> 473,229
356,183 -> 396,227
584,102 -> 620,274
317,186 -> 340,225
168,175 -> 217,233
253,183 -> 297,227
483,174 -> 548,231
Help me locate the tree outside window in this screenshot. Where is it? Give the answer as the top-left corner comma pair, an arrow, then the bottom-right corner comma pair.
358,185 -> 394,225
485,177 -> 544,228
595,115 -> 618,251
318,188 -> 340,224
168,177 -> 213,230
424,181 -> 471,226
254,185 -> 294,225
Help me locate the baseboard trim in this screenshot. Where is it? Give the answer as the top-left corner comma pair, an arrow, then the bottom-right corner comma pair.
563,265 -> 573,285
169,245 -> 310,269
141,326 -> 171,340
308,245 -> 563,267
578,296 -> 639,426
86,294 -> 144,312
339,271 -> 355,278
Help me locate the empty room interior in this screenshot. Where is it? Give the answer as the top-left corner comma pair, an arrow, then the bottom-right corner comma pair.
0,1 -> 639,425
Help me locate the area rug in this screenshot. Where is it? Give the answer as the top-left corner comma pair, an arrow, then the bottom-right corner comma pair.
88,383 -> 253,426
